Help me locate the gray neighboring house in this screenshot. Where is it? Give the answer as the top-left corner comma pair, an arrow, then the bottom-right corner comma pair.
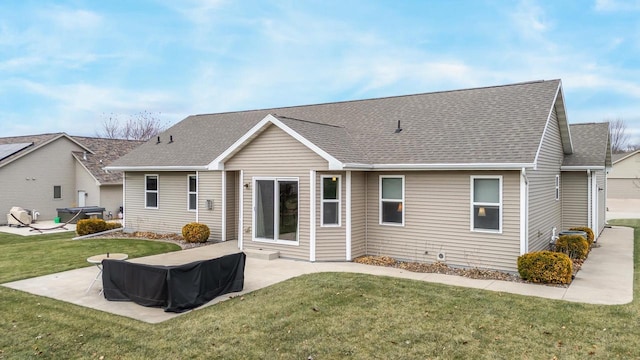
107,79 -> 611,272
0,133 -> 142,223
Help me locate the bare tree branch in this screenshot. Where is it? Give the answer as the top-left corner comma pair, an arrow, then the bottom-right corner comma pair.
96,111 -> 167,141
608,118 -> 632,154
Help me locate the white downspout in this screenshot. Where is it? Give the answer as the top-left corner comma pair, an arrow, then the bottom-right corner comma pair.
310,170 -> 316,262
346,171 -> 352,261
195,171 -> 199,223
221,171 -> 226,242
520,168 -> 529,254
122,172 -> 126,229
587,170 -> 592,229
238,170 -> 243,250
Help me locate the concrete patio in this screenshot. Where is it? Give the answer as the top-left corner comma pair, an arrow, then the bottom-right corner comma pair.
1,226 -> 635,324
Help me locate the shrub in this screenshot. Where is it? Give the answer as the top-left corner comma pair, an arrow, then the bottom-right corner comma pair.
517,251 -> 573,284
569,226 -> 595,245
555,234 -> 590,259
76,219 -> 108,236
105,222 -> 123,231
182,222 -> 210,243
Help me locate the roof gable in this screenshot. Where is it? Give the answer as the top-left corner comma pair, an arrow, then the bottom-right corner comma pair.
0,133 -> 92,169
562,122 -> 611,169
109,79 -> 565,171
71,136 -> 144,185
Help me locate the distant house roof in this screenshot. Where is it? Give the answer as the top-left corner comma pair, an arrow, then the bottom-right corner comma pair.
562,123 -> 612,169
71,137 -> 144,185
612,150 -> 640,164
0,133 -> 142,185
109,79 -> 570,171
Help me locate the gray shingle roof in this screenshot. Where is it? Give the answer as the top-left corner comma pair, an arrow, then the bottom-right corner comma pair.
71,137 -> 144,184
612,150 -> 639,164
110,80 -> 564,169
563,123 -> 611,167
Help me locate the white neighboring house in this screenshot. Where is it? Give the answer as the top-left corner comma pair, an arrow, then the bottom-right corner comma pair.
607,150 -> 640,216
0,133 -> 142,223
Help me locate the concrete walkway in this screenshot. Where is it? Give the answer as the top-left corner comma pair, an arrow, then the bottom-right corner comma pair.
2,226 -> 634,324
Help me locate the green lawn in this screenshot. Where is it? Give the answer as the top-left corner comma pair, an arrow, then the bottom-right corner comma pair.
0,231 -> 181,283
1,222 -> 639,359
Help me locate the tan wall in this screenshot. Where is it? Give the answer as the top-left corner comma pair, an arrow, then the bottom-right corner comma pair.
226,124 -> 328,260
123,172 -> 198,235
364,171 -> 521,272
196,171 -> 224,241
609,153 -> 640,178
596,170 -> 606,235
74,160 -> 101,207
0,137 -> 84,221
315,171 -> 347,261
350,171 -> 367,259
607,178 -> 640,199
527,108 -> 564,252
100,185 -> 123,219
561,171 -> 588,228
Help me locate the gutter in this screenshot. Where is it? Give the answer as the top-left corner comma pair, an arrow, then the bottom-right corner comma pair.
104,165 -> 209,172
342,163 -> 536,171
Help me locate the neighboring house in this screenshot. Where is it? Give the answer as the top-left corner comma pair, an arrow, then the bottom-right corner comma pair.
107,79 -> 611,272
0,133 -> 142,223
608,150 -> 640,199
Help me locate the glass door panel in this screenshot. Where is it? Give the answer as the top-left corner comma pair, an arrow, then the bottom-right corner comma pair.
255,180 -> 274,239
278,181 -> 298,241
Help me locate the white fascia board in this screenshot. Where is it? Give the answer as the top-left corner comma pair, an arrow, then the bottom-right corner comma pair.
534,82 -> 573,167
613,149 -> 640,164
560,166 -> 605,171
342,163 -> 535,171
72,155 -> 102,186
207,114 -> 344,170
104,165 -> 208,171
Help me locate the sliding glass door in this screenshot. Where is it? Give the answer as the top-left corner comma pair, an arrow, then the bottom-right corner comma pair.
254,178 -> 298,243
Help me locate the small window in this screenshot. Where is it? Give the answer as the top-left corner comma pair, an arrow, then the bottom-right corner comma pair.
321,175 -> 341,226
53,185 -> 62,199
380,176 -> 404,225
555,175 -> 560,201
145,175 -> 158,209
188,175 -> 197,211
471,176 -> 502,232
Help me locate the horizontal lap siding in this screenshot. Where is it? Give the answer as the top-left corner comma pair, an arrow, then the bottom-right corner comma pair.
198,171 -> 223,241
607,179 -> 640,199
528,108 -> 563,252
350,171 -> 367,259
225,125 -> 328,260
561,172 -> 588,228
365,171 -> 521,272
315,171 -> 347,261
124,172 -> 197,234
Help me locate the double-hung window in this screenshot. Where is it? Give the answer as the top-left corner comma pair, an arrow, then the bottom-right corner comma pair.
321,175 -> 341,226
380,175 -> 404,225
471,176 -> 501,232
188,175 -> 197,211
145,175 -> 159,209
555,175 -> 560,201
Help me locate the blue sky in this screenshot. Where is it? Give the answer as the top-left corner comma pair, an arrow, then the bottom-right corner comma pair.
1,0 -> 640,144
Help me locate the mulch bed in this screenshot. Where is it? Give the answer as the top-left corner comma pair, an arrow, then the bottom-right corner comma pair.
353,255 -> 587,285
91,231 -> 213,250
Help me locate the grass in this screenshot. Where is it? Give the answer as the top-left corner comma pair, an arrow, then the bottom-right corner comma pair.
0,231 -> 181,283
0,221 -> 639,358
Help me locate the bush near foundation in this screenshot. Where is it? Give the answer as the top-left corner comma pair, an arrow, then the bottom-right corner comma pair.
555,234 -> 590,260
76,219 -> 107,236
569,226 -> 595,245
182,222 -> 210,243
517,251 -> 573,284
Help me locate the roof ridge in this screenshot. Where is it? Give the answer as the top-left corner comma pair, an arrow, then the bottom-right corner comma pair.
191,79 -> 560,118
273,114 -> 344,128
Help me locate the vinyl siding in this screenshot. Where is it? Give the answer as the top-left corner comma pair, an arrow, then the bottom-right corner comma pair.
350,171 -> 367,259
74,159 -> 101,207
0,137 -> 83,221
315,172 -> 347,261
197,171 -> 224,241
225,124 -> 328,260
561,171 -> 588,228
365,171 -> 521,272
609,154 -> 640,178
527,108 -> 564,252
607,179 -> 640,199
123,172 -> 198,235
226,171 -> 238,240
596,170 -> 606,236
100,185 -> 123,219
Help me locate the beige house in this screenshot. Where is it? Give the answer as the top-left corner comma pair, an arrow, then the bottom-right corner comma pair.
607,150 -> 640,215
0,133 -> 142,223
107,80 -> 611,272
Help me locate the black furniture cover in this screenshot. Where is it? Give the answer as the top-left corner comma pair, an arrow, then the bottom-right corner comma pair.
102,252 -> 246,313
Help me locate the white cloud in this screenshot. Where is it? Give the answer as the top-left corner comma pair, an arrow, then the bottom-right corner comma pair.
594,0 -> 640,11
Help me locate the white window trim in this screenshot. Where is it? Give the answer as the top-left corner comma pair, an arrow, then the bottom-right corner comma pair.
470,175 -> 502,233
555,174 -> 560,201
187,174 -> 197,211
320,175 -> 341,227
252,176 -> 300,246
379,175 -> 405,226
145,174 -> 159,209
